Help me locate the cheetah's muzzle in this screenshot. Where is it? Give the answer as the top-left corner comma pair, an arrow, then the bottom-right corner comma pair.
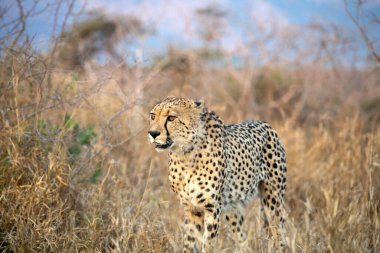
154,139 -> 173,150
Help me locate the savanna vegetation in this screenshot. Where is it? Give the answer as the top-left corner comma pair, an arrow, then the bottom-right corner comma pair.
0,1 -> 379,252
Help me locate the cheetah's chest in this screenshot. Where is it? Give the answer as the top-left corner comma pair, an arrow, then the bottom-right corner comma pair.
168,151 -> 224,207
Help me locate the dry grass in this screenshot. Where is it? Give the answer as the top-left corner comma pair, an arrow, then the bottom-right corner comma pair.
1,9 -> 380,250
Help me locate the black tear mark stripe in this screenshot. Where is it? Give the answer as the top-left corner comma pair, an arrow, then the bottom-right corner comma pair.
164,118 -> 170,137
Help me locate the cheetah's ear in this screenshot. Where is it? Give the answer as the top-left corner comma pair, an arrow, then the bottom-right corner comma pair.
194,99 -> 204,108
164,96 -> 176,101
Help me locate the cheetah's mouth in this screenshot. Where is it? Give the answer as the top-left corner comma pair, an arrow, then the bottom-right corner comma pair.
155,139 -> 173,150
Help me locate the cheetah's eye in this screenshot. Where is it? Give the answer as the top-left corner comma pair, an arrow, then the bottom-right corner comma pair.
150,114 -> 155,120
167,116 -> 177,122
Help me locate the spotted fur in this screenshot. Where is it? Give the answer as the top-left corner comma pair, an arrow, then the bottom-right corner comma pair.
149,97 -> 287,252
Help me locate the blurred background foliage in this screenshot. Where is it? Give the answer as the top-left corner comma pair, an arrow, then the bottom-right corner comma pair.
0,0 -> 379,252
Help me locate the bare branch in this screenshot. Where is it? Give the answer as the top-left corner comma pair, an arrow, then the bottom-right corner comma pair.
10,0 -> 26,47
344,0 -> 380,66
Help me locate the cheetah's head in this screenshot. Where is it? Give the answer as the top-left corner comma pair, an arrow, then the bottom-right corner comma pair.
148,96 -> 205,153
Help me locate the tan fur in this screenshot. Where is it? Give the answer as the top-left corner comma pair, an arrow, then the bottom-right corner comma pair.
149,97 -> 287,252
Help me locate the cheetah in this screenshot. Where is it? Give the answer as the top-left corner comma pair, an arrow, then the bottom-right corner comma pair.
148,97 -> 287,252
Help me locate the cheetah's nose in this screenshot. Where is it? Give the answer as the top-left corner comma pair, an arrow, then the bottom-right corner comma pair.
148,130 -> 160,139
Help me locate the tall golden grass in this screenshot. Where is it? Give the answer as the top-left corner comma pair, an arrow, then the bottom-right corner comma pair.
1,1 -> 380,249
1,45 -> 379,253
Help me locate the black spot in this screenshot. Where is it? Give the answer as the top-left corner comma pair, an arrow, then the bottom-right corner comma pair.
207,224 -> 213,231
205,203 -> 214,209
193,210 -> 203,217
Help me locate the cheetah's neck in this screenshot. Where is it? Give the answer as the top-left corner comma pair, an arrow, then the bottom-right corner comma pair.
170,108 -> 224,159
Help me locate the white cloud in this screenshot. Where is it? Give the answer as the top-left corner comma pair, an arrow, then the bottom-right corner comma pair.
250,0 -> 290,30
83,0 -> 292,53
85,0 -> 229,40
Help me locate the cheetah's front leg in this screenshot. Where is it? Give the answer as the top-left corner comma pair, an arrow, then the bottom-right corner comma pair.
224,209 -> 247,248
201,202 -> 221,253
183,208 -> 204,253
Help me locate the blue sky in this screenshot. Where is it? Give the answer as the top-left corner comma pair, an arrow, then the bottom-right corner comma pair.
2,0 -> 379,61
88,0 -> 380,65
